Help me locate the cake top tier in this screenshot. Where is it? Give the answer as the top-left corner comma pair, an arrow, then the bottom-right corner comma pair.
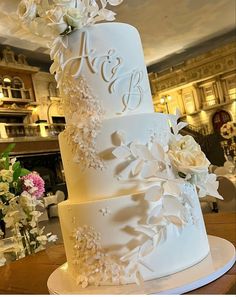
17,0 -> 153,119
51,22 -> 154,120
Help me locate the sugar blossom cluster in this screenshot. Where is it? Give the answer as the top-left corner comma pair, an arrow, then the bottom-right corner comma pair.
62,76 -> 104,170
17,0 -> 123,39
72,224 -> 123,287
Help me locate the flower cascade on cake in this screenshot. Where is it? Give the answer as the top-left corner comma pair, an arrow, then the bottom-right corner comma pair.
66,111 -> 223,287
107,110 -> 223,284
112,110 -> 222,200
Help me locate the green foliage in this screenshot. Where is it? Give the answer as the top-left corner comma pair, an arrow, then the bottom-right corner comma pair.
20,168 -> 31,176
13,166 -> 22,182
0,144 -> 16,170
1,143 -> 16,159
0,143 -> 31,197
1,144 -> 29,177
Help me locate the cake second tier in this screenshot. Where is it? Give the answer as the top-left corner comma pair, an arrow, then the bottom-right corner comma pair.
59,112 -> 172,202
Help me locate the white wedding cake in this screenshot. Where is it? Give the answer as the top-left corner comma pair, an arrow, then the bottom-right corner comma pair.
57,22 -> 222,287
16,0 -> 222,288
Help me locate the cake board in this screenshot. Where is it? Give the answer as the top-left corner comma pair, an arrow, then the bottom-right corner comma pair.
47,235 -> 236,294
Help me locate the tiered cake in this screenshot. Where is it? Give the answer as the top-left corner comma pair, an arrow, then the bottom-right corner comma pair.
15,0 -> 223,290
57,22 -> 220,287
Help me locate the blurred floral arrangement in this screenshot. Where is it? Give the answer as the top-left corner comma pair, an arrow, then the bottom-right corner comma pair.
17,0 -> 123,39
220,121 -> 236,139
0,144 -> 57,265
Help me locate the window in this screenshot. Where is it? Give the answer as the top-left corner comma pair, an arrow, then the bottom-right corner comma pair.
12,77 -> 24,99
183,91 -> 196,114
212,110 -> 231,132
227,76 -> 236,99
12,78 -> 23,89
202,83 -> 217,107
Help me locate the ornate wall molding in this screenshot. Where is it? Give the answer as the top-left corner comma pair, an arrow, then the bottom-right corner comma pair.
151,41 -> 236,93
150,41 -> 236,138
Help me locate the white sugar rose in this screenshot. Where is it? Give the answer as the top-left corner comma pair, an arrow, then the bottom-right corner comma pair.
53,0 -> 75,6
64,8 -> 83,29
170,135 -> 201,154
47,6 -> 68,35
0,169 -> 13,183
168,135 -> 210,177
17,0 -> 37,23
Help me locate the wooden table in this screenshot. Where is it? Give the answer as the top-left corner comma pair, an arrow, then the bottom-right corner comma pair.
0,213 -> 235,295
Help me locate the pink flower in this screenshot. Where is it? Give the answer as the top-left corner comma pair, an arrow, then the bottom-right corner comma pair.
21,172 -> 45,199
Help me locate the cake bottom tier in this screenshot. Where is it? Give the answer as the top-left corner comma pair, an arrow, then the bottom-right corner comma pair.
58,185 -> 209,286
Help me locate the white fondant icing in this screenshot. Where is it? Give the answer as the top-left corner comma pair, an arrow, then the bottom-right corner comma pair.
59,113 -> 171,202
59,184 -> 209,285
58,23 -> 154,118
57,22 -> 220,288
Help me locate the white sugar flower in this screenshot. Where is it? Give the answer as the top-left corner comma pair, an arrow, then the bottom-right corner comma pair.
17,0 -> 124,40
169,135 -> 201,154
197,173 -> 223,199
17,0 -> 37,23
64,8 -> 84,29
168,135 -> 210,177
144,185 -> 163,202
112,131 -> 172,180
107,0 -> 124,5
47,6 -> 68,35
96,8 -> 116,21
53,0 -> 75,6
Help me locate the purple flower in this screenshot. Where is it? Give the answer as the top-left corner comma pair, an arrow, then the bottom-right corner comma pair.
22,172 -> 45,199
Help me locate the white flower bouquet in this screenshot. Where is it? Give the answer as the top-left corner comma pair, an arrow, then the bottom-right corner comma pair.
0,144 -> 57,264
17,0 -> 123,38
